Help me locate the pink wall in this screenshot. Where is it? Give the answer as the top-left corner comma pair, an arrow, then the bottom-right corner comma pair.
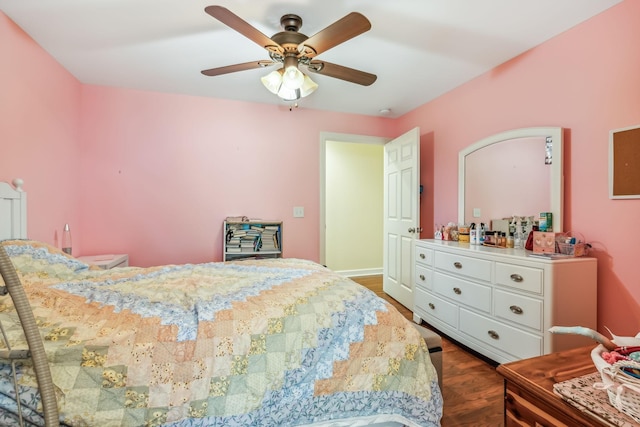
77,86 -> 393,266
0,13 -> 82,250
2,1 -> 640,335
399,0 -> 640,335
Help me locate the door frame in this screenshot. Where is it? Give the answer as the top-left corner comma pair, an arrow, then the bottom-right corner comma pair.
319,132 -> 390,268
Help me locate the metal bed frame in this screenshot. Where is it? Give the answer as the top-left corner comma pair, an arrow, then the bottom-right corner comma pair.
0,179 -> 59,426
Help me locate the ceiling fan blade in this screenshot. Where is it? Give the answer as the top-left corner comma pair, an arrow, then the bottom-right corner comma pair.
201,60 -> 276,77
204,6 -> 283,55
306,61 -> 377,86
300,12 -> 371,57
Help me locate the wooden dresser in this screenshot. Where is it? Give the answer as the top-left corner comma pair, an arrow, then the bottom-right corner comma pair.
413,239 -> 597,363
497,346 -> 625,427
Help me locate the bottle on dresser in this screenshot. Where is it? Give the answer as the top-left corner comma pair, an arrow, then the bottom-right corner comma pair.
512,217 -> 526,249
514,227 -> 523,249
62,224 -> 72,255
507,233 -> 514,248
484,231 -> 495,246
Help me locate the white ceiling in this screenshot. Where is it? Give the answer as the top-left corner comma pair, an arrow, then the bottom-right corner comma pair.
1,0 -> 622,117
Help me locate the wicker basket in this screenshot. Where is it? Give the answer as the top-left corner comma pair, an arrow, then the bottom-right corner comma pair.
555,231 -> 588,257
592,344 -> 640,422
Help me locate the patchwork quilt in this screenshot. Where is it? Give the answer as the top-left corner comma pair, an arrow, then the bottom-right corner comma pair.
0,240 -> 442,426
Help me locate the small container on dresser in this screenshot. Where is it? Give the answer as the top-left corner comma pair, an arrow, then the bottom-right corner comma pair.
413,239 -> 597,364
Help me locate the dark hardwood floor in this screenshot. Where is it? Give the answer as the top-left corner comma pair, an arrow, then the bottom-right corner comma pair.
351,275 -> 505,427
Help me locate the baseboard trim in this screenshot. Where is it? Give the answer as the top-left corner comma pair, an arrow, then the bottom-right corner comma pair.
335,268 -> 382,278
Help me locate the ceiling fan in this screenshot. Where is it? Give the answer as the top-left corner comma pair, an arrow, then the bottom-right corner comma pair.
201,6 -> 377,101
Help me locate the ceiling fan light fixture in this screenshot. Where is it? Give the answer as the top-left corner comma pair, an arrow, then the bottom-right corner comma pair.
299,75 -> 318,97
282,55 -> 304,89
282,66 -> 304,89
278,74 -> 317,101
260,70 -> 283,95
260,68 -> 299,99
278,86 -> 301,102
261,67 -> 317,101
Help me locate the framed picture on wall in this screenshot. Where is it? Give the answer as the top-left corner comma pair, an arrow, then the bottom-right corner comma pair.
609,124 -> 640,199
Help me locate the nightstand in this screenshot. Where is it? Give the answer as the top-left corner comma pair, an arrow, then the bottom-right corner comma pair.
496,346 -> 635,426
77,254 -> 129,269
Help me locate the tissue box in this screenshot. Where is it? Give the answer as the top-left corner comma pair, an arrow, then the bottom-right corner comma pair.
533,231 -> 561,253
539,212 -> 553,232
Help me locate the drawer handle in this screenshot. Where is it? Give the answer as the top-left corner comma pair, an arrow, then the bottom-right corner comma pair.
510,274 -> 523,283
420,253 -> 426,259
509,305 -> 523,315
419,274 -> 425,281
488,330 -> 500,340
453,287 -> 462,295
453,262 -> 462,269
428,303 -> 435,310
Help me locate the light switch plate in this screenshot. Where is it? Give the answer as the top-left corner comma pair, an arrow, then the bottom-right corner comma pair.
293,206 -> 304,218
473,208 -> 481,218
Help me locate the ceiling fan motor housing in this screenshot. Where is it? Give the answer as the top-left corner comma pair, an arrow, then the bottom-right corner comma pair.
280,14 -> 303,32
270,31 -> 311,63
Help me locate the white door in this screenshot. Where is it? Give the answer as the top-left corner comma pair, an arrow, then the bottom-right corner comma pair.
383,127 -> 420,310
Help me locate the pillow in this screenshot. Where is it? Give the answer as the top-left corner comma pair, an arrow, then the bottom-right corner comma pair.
0,239 -> 90,283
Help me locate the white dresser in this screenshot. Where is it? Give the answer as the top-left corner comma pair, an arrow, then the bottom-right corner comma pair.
413,239 -> 597,364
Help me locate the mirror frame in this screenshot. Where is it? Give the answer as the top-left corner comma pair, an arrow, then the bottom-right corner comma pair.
458,127 -> 564,232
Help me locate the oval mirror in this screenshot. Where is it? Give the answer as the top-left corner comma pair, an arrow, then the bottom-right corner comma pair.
458,127 -> 563,232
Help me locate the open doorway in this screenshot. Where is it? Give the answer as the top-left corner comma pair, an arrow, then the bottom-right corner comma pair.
319,132 -> 389,276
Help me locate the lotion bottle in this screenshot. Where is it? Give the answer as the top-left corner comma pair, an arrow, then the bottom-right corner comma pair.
470,223 -> 477,245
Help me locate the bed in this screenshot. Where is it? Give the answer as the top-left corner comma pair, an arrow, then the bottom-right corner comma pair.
0,180 -> 443,426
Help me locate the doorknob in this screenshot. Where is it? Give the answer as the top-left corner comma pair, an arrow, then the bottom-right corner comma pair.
408,227 -> 416,233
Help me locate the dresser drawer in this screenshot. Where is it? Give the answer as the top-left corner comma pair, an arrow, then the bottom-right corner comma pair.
415,264 -> 432,290
495,262 -> 543,294
504,388 -> 573,427
459,308 -> 542,360
494,289 -> 543,331
415,245 -> 433,267
434,251 -> 491,282
415,288 -> 458,329
433,272 -> 491,313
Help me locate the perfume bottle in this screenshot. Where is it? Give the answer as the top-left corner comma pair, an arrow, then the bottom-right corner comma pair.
62,223 -> 72,255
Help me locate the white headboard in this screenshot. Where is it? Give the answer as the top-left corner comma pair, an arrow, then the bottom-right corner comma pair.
0,179 -> 27,240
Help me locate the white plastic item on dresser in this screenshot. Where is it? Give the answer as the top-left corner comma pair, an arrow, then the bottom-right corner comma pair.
77,254 -> 129,269
413,239 -> 597,364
